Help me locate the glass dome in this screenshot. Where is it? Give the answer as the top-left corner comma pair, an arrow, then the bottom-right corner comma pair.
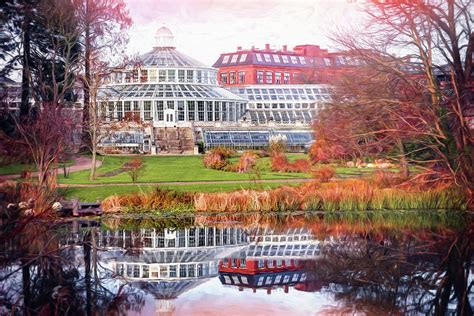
99,26 -> 246,128
155,26 -> 175,48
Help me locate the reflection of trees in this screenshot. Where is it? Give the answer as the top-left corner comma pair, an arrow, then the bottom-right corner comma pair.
313,224 -> 473,315
0,219 -> 145,315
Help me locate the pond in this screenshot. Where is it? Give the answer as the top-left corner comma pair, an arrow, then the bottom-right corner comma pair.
0,211 -> 473,315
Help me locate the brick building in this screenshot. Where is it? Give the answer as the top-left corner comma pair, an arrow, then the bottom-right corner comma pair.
212,44 -> 358,86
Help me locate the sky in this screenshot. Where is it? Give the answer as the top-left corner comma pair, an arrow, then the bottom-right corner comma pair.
124,0 -> 366,66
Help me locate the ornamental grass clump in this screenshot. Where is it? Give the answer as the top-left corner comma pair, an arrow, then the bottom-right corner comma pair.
192,179 -> 468,213
102,187 -> 193,212
235,151 -> 258,173
203,151 -> 228,170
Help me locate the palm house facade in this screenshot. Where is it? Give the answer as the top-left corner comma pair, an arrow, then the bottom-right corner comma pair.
98,27 -> 246,154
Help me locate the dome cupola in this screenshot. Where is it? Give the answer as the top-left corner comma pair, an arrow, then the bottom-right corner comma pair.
155,26 -> 175,48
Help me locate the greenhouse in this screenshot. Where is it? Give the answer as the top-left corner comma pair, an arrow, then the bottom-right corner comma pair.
202,129 -> 313,150
97,27 -> 246,154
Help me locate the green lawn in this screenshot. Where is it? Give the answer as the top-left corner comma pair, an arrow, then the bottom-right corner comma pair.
0,162 -> 34,175
61,181 -> 301,202
58,155 -> 311,184
0,160 -> 75,175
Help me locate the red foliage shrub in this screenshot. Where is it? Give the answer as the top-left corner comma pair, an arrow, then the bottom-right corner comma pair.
271,153 -> 310,173
270,152 -> 289,172
311,166 -> 336,182
292,159 -> 311,172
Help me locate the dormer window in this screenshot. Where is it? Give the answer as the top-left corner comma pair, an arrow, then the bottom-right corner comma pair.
239,54 -> 247,62
231,54 -> 238,63
222,55 -> 230,64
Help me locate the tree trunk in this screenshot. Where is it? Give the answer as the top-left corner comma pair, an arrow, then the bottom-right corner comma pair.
397,139 -> 409,178
21,260 -> 30,314
83,230 -> 92,316
89,144 -> 96,181
20,9 -> 31,120
82,0 -> 91,149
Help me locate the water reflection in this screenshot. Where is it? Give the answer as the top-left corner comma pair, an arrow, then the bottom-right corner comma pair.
0,211 -> 472,315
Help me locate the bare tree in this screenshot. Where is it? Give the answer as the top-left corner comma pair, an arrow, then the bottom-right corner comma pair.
72,0 -> 131,148
324,1 -> 473,196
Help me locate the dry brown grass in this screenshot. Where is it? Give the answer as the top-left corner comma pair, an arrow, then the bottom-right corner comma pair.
102,187 -> 193,212
193,178 -> 467,212
235,151 -> 258,173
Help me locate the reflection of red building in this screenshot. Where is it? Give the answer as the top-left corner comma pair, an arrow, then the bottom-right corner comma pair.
218,257 -> 308,294
212,44 -> 358,86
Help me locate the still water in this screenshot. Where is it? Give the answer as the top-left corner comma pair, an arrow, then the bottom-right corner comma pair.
0,211 -> 473,315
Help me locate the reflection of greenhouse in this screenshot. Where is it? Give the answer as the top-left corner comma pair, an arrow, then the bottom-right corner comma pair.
219,258 -> 309,293
96,226 -> 248,315
62,223 -> 323,312
96,227 -> 247,281
239,227 -> 320,258
217,227 -> 321,294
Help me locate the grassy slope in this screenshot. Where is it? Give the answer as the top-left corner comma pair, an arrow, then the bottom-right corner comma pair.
62,181 -> 301,202
58,154 -> 311,184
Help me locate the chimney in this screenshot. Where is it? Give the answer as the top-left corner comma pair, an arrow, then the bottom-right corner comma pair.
282,45 -> 287,52
237,46 -> 242,51
251,45 -> 255,50
265,43 -> 270,50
